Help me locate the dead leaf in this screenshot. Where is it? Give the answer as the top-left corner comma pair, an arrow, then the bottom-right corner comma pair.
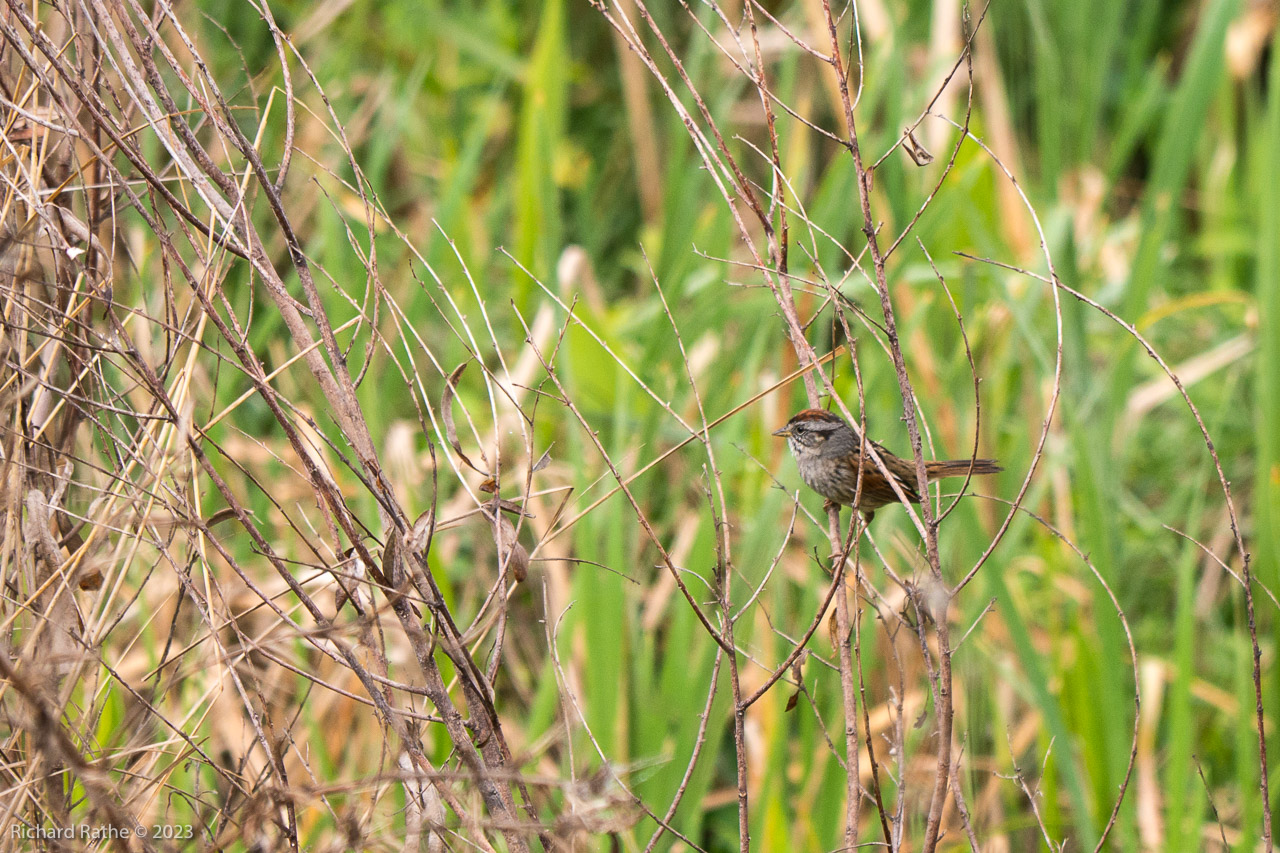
531,445 -> 553,473
492,515 -> 529,583
408,509 -> 435,555
441,361 -> 489,476
903,127 -> 934,166
334,545 -> 365,613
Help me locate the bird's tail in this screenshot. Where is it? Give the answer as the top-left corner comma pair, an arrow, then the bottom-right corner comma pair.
924,458 -> 1002,480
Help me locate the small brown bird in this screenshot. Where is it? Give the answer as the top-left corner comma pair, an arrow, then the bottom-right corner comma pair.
773,408 -> 1001,519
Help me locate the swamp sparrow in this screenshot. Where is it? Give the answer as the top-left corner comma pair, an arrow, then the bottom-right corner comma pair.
773,409 -> 1001,519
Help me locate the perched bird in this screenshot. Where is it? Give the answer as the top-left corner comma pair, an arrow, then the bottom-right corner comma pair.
773,408 -> 1001,520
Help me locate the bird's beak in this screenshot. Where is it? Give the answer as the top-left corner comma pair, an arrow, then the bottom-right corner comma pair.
772,426 -> 791,437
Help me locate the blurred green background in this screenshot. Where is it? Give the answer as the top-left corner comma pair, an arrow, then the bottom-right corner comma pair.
163,0 -> 1276,849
